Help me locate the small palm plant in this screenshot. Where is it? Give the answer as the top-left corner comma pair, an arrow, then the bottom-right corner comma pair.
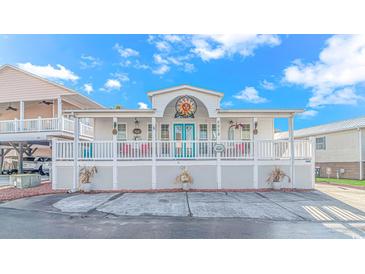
79,166 -> 97,192
176,166 -> 193,191
266,167 -> 291,190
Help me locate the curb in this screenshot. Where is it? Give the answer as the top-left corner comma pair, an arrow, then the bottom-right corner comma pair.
316,182 -> 365,190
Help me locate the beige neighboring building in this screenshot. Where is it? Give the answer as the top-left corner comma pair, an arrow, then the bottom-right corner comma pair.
0,64 -> 103,172
275,117 -> 365,180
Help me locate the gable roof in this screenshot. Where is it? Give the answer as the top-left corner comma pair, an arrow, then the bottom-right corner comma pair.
147,84 -> 224,98
0,64 -> 103,109
275,116 -> 365,139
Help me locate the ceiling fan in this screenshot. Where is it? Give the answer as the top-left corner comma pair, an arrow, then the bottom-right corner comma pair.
6,104 -> 17,111
39,100 -> 54,105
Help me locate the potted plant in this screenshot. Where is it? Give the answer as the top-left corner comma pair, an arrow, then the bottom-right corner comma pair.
266,167 -> 291,190
176,166 -> 193,191
79,166 -> 97,192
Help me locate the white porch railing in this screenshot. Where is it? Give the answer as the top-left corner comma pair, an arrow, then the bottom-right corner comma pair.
54,139 -> 312,161
0,117 -> 93,137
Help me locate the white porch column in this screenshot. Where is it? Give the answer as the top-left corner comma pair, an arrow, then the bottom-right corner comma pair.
112,117 -> 118,190
57,96 -> 63,130
310,137 -> 316,189
72,116 -> 80,192
289,115 -> 295,189
151,117 -> 157,189
216,117 -> 222,189
51,138 -> 57,189
358,128 -> 363,180
253,117 -> 258,189
19,101 -> 24,131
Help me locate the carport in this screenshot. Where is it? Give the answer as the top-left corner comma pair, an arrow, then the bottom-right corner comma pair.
0,140 -> 51,174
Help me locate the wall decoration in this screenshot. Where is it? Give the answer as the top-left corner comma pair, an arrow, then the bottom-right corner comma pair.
133,128 -> 142,135
175,96 -> 197,118
133,118 -> 142,134
229,120 -> 245,129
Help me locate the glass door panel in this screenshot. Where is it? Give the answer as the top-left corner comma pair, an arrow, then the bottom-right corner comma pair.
184,124 -> 195,158
173,124 -> 195,158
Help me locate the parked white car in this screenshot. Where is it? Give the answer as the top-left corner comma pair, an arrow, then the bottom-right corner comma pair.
23,157 -> 51,175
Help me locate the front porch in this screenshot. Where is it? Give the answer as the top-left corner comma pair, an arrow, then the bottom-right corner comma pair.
55,139 -> 312,161
52,138 -> 314,191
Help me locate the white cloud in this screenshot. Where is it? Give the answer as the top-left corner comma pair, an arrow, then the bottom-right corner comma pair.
102,79 -> 121,91
17,62 -> 79,82
183,63 -> 195,73
147,34 -> 280,75
260,79 -> 275,90
153,54 -> 169,64
298,109 -> 318,119
114,43 -> 139,58
191,34 -> 281,61
234,87 -> 268,104
133,60 -> 150,70
191,38 -> 225,61
138,102 -> 148,109
83,83 -> 93,94
309,87 -> 363,107
152,64 -> 170,75
221,101 -> 233,107
156,41 -> 170,52
80,55 -> 102,69
163,35 -> 183,43
283,35 -> 365,107
111,72 -> 130,82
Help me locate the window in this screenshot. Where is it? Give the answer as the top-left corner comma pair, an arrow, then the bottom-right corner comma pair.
316,136 -> 326,150
199,124 -> 208,140
148,124 -> 152,140
211,124 -> 217,140
240,124 -> 251,140
117,123 -> 127,140
161,124 -> 169,140
228,127 -> 235,140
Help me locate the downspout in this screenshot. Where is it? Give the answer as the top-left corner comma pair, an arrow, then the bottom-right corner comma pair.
358,127 -> 363,180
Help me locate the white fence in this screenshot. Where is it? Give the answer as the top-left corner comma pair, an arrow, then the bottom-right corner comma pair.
55,139 -> 312,161
0,117 -> 93,137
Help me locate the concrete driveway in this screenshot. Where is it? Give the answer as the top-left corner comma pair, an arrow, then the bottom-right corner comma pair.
0,185 -> 364,238
2,188 -> 365,222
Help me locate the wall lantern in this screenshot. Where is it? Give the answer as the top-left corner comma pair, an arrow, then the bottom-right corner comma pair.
112,121 -> 118,135
253,121 -> 258,135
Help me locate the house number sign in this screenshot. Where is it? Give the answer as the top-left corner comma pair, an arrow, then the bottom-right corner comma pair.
214,143 -> 225,153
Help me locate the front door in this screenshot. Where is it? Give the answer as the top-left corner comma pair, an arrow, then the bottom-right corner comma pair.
173,124 -> 195,158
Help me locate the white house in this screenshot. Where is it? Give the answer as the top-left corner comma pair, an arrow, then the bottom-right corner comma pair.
53,85 -> 314,191
275,116 -> 365,180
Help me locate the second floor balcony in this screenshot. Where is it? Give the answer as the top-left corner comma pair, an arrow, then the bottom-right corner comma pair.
0,117 -> 93,139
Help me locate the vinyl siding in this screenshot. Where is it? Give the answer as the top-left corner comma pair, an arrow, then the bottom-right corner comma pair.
0,66 -> 72,103
314,129 -> 360,162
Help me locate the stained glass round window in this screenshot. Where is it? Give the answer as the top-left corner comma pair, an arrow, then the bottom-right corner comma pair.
175,96 -> 197,118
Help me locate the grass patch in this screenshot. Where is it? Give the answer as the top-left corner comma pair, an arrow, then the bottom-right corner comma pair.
316,177 -> 365,187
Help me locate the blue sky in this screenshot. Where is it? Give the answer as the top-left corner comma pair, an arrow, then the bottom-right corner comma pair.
1,34 -> 365,130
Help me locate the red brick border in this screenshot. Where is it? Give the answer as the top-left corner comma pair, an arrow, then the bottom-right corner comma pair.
0,182 -> 66,202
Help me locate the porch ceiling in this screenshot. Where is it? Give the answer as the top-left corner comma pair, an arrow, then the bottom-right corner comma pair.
64,109 -> 156,118
217,109 -> 304,118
